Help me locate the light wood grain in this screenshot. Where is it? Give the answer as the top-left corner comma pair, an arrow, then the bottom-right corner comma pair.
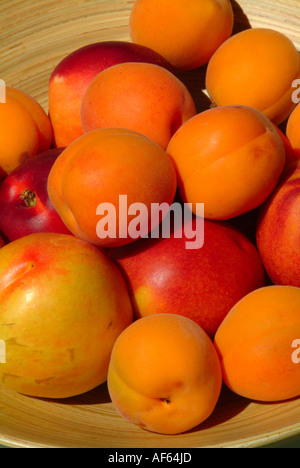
0,0 -> 299,449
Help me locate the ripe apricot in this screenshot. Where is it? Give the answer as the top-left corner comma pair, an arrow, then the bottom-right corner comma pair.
129,0 -> 234,70
80,62 -> 196,150
167,105 -> 285,220
48,41 -> 174,148
47,128 -> 177,247
6,87 -> 53,153
214,286 -> 300,402
287,103 -> 300,157
206,28 -> 300,125
108,314 -> 222,434
0,96 -> 39,174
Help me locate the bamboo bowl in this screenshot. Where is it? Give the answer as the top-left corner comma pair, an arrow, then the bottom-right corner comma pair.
0,0 -> 300,449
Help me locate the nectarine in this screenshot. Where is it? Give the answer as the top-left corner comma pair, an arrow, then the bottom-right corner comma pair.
0,233 -> 133,398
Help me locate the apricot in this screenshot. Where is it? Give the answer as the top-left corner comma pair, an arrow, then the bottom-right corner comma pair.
108,314 -> 222,434
0,233 -> 133,398
0,88 -> 53,175
129,0 -> 234,70
167,105 -> 285,220
214,286 -> 300,402
48,41 -> 175,147
80,62 -> 196,150
0,96 -> 39,174
6,87 -> 53,153
287,103 -> 300,157
206,28 -> 300,125
256,160 -> 300,288
47,128 -> 177,248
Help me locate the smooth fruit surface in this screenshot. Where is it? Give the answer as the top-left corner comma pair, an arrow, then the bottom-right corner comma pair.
0,96 -> 39,174
206,28 -> 300,125
214,286 -> 300,402
256,160 -> 300,287
48,41 -> 174,147
110,217 -> 266,337
48,128 -> 177,247
130,0 -> 234,70
108,313 -> 222,434
167,105 -> 285,220
287,103 -> 300,158
0,148 -> 72,242
0,233 -> 133,398
80,62 -> 196,150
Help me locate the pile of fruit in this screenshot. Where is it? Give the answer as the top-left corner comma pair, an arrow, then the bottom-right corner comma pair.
0,0 -> 300,436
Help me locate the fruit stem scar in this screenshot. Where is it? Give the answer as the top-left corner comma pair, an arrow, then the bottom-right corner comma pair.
160,398 -> 171,404
20,188 -> 36,207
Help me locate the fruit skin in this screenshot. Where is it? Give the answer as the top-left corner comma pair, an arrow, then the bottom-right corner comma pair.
129,0 -> 234,70
206,28 -> 300,125
276,127 -> 300,174
49,41 -> 175,148
108,313 -> 222,435
0,233 -> 133,399
6,87 -> 53,153
47,128 -> 177,248
256,160 -> 300,287
0,148 -> 72,243
167,105 -> 285,220
214,285 -> 300,402
80,62 -> 196,150
286,103 -> 300,158
0,95 -> 39,175
109,217 -> 266,338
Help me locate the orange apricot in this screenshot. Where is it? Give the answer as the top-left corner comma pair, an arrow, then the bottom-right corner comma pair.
0,96 -> 39,174
287,103 -> 300,157
167,105 -> 285,220
80,62 -> 196,150
214,286 -> 300,402
108,314 -> 222,434
129,0 -> 234,70
6,87 -> 53,153
47,128 -> 177,248
206,28 -> 300,125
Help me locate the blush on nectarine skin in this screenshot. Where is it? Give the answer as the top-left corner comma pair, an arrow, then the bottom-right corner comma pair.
0,148 -> 72,243
80,62 -> 196,150
256,160 -> 300,288
206,28 -> 300,125
110,217 -> 266,338
48,41 -> 175,147
129,0 -> 234,70
47,128 -> 177,248
108,314 -> 222,435
0,233 -> 133,399
167,105 -> 285,220
214,286 -> 300,402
